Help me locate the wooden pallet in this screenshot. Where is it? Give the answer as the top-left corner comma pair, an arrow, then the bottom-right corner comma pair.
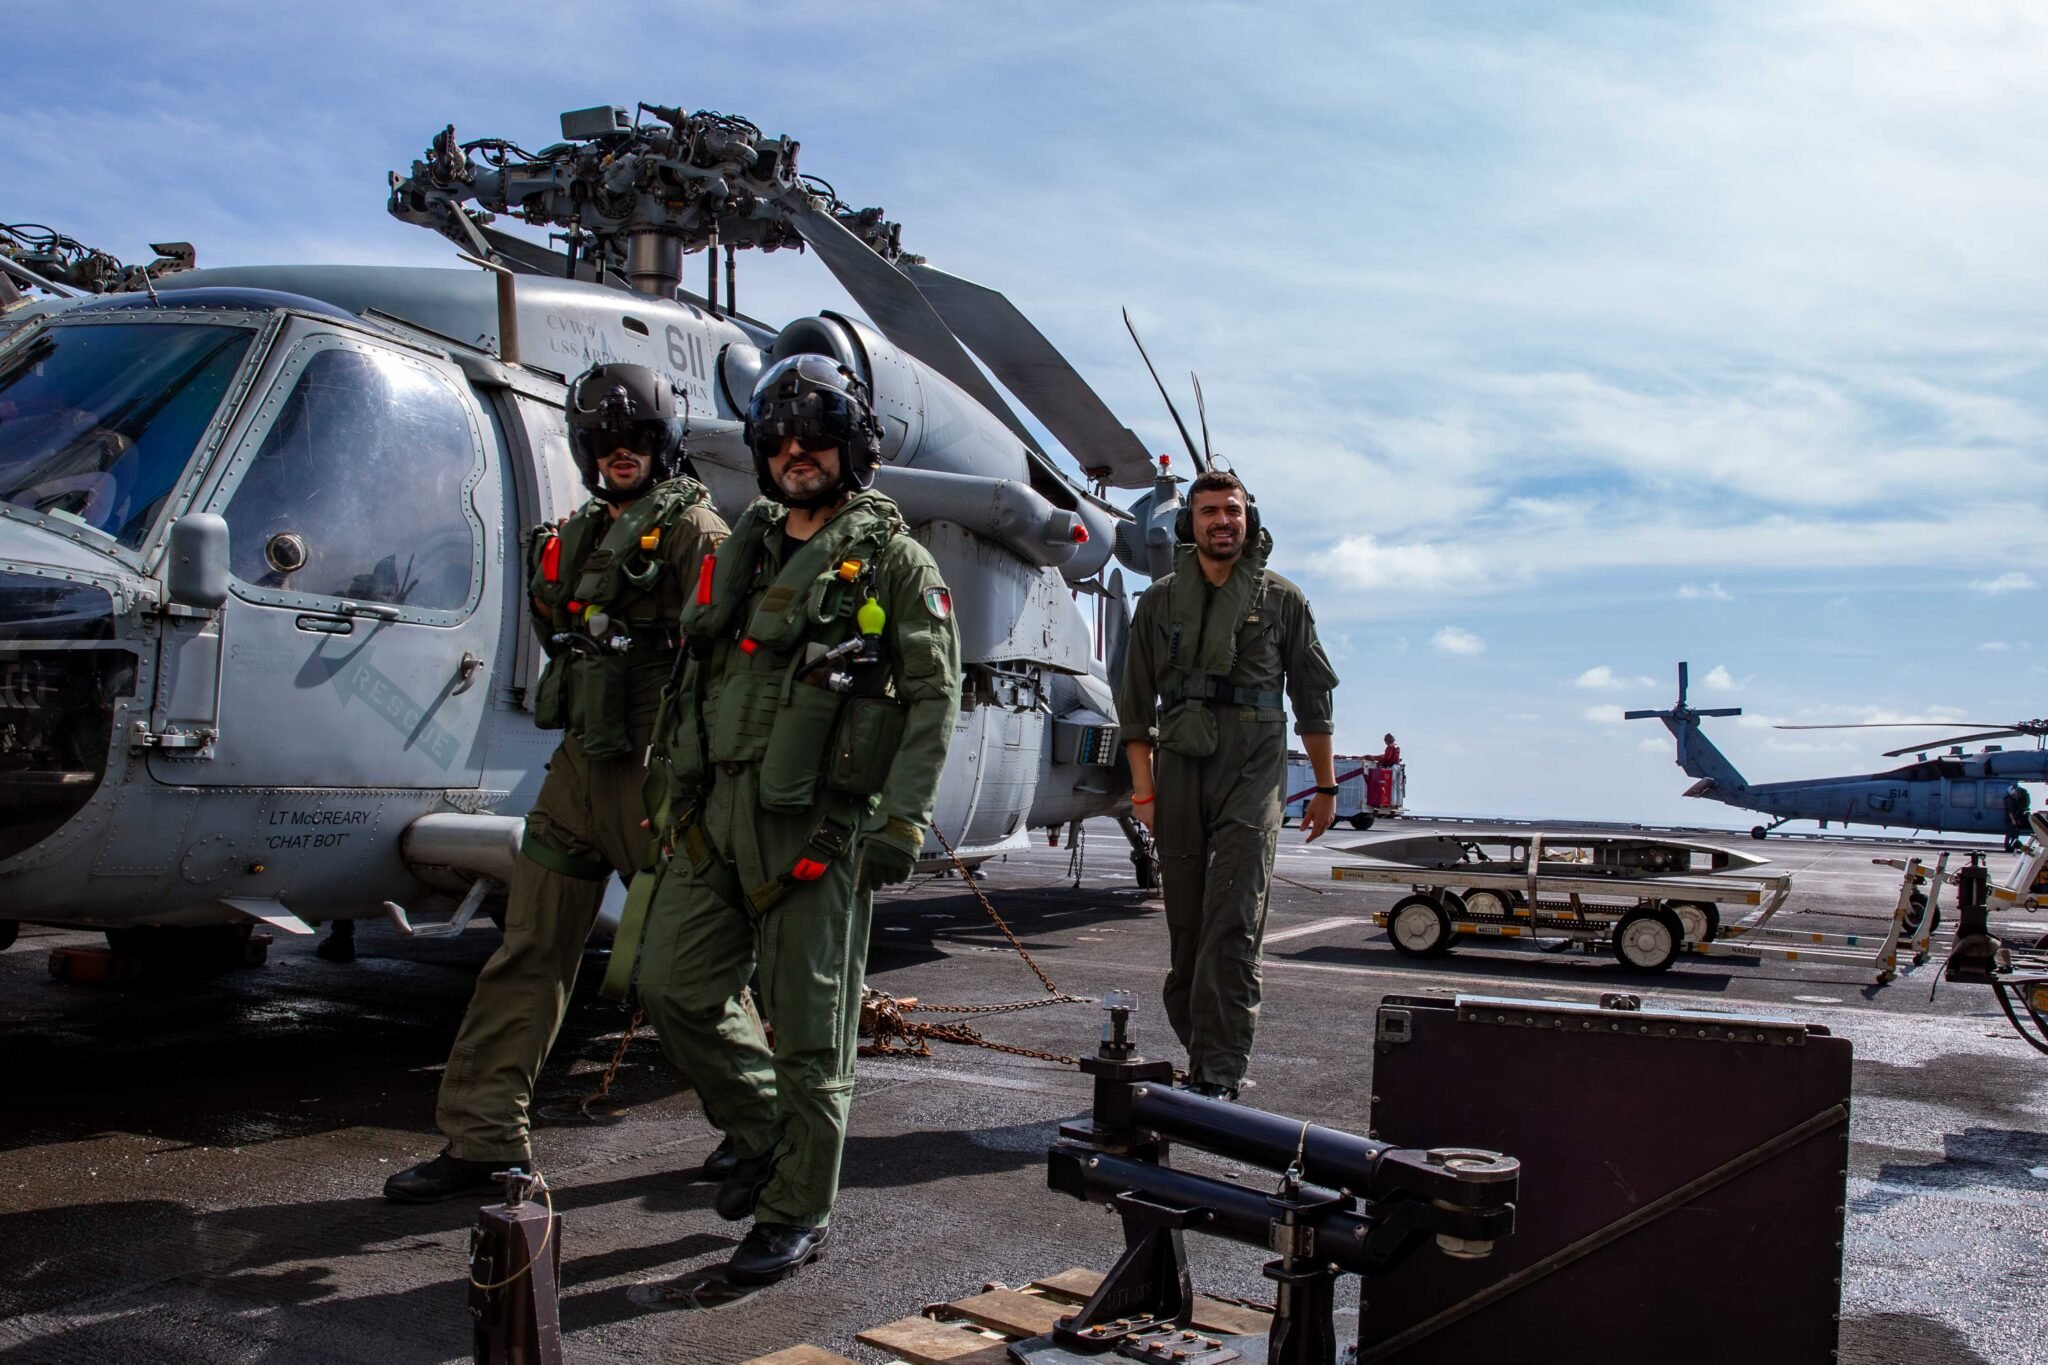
739,1267 -> 1273,1365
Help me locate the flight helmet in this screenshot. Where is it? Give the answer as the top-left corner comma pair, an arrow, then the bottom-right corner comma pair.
744,353 -> 884,505
565,363 -> 690,501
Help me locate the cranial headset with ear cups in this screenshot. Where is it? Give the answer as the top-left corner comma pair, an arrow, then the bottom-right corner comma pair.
1173,476 -> 1261,547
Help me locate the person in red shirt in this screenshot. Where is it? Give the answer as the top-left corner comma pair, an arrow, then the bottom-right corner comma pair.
1376,733 -> 1401,766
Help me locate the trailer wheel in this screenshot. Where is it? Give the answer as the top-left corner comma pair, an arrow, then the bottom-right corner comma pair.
1463,888 -> 1515,918
1612,905 -> 1685,973
1388,895 -> 1453,958
1902,890 -> 1930,936
1348,812 -> 1375,831
1668,900 -> 1720,944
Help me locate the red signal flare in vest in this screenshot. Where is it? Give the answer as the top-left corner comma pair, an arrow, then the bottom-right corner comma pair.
790,857 -> 828,881
696,553 -> 715,605
540,534 -> 562,582
739,638 -> 758,655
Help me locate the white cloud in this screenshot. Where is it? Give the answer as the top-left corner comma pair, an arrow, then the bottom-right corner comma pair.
1575,666 -> 1656,690
1980,641 -> 2013,652
1678,582 -> 1734,600
1432,626 -> 1487,655
1971,572 -> 2036,594
1702,665 -> 1738,691
1585,705 -> 1628,723
1316,535 -> 1491,593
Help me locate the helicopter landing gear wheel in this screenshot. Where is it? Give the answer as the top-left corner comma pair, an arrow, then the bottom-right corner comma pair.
1462,888 -> 1516,919
1668,900 -> 1719,945
1750,826 -> 1768,840
1613,904 -> 1685,973
1388,894 -> 1454,958
1348,812 -> 1375,831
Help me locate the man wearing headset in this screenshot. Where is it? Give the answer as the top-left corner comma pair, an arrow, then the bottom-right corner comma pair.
383,362 -> 730,1203
1119,468 -> 1340,1101
634,353 -> 961,1285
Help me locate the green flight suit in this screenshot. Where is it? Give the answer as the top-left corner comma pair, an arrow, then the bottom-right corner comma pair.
635,490 -> 962,1228
1118,530 -> 1338,1092
435,478 -> 727,1164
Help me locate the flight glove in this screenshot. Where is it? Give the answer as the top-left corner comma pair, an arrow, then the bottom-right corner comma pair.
860,816 -> 924,891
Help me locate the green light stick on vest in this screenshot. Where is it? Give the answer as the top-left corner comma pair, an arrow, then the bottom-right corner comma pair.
857,596 -> 885,665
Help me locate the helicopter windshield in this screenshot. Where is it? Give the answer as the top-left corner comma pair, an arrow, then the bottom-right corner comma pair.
0,321 -> 255,549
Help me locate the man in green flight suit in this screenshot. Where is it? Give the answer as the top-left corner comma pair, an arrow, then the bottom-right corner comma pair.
636,353 -> 961,1284
384,362 -> 730,1202
1120,469 -> 1340,1100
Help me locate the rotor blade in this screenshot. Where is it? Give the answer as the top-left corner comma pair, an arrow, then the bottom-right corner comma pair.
1772,721 -> 2017,731
1622,709 -> 1664,720
1677,661 -> 1689,706
783,201 -> 1042,455
1122,309 -> 1205,473
899,261 -> 1154,488
1694,708 -> 1743,718
1880,729 -> 2029,757
1192,371 -> 1213,466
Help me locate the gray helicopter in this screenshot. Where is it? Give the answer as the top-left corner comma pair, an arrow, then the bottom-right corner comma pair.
1630,662 -> 2046,843
0,102 -> 1203,965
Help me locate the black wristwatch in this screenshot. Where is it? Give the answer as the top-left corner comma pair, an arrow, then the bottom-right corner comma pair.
1314,786 -> 1340,796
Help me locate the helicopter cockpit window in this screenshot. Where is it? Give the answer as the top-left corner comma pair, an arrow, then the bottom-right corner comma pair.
223,345 -> 479,611
0,322 -> 255,548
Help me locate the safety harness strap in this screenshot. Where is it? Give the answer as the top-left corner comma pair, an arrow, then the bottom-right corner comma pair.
598,862 -> 664,1002
519,832 -> 612,883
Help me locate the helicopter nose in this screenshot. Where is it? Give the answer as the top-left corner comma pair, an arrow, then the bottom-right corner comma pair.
0,556 -> 133,867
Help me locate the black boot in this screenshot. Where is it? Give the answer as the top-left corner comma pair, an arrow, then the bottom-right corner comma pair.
726,1221 -> 828,1285
702,1134 -> 739,1179
316,919 -> 356,963
382,1150 -> 506,1203
713,1150 -> 775,1221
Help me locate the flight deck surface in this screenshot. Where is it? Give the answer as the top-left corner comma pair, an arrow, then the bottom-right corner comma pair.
2,820 -> 2043,1363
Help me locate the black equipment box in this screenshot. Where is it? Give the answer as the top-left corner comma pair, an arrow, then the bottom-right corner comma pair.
1359,993 -> 1852,1364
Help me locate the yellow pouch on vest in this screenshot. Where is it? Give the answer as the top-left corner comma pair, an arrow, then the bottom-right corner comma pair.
1156,700 -> 1219,759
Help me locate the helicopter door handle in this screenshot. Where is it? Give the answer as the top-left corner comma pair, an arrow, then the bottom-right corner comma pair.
340,601 -> 402,621
452,651 -> 485,696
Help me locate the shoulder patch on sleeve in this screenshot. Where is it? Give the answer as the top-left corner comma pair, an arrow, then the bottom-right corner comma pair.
922,586 -> 952,620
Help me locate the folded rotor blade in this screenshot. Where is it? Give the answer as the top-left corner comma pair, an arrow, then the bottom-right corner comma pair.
783,201 -> 1042,455
902,261 -> 1156,489
1694,708 -> 1743,718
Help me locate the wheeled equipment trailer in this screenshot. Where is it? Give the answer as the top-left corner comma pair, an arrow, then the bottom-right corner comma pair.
1333,829 -> 1952,980
1334,863 -> 1787,974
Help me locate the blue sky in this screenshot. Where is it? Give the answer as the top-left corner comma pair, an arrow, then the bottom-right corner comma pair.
18,1 -> 2048,824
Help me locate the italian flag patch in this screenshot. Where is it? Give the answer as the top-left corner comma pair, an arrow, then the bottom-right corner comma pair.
923,586 -> 952,620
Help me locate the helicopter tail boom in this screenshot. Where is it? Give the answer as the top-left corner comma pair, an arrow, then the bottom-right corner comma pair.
1626,662 -> 1749,799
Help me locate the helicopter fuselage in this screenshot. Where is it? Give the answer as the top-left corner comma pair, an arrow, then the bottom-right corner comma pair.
0,265 -> 1137,933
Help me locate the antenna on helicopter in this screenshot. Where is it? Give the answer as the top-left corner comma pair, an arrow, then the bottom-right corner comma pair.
1192,371 -> 1214,467
1122,308 -> 1206,472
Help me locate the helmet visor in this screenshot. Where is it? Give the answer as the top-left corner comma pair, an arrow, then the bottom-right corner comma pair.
747,390 -> 859,460
571,422 -> 670,464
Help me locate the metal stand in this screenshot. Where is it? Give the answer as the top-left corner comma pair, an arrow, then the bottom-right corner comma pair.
1014,995 -> 1519,1364
467,1168 -> 563,1365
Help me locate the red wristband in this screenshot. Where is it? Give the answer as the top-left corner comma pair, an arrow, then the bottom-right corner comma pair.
1131,794 -> 1155,805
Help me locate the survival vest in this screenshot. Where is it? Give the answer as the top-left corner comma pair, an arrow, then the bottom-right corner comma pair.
653,492 -> 912,910
1152,533 -> 1283,758
527,478 -> 708,761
